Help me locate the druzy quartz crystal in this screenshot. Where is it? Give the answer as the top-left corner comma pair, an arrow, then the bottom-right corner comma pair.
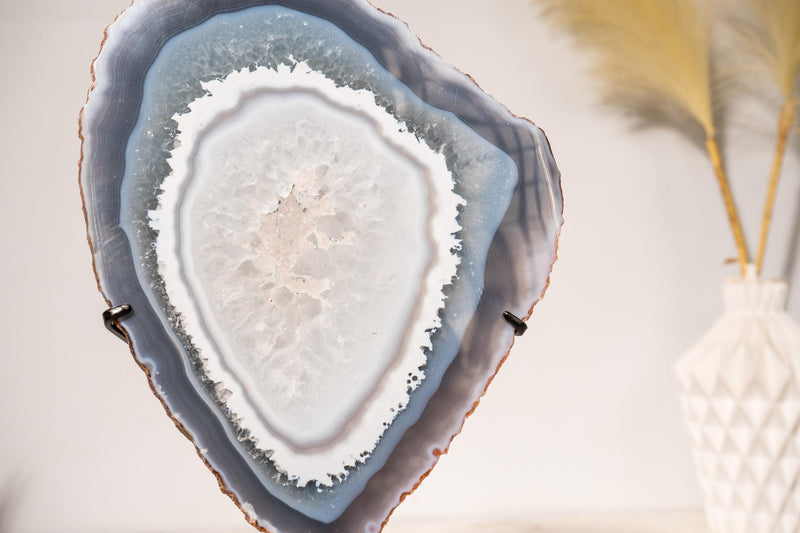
79,1 -> 563,532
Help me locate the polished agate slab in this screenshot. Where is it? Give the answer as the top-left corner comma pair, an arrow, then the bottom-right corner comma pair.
80,1 -> 562,531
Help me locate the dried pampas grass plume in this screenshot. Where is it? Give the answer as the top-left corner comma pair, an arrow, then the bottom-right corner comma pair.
732,0 -> 800,99
535,0 -> 717,138
533,0 -> 751,275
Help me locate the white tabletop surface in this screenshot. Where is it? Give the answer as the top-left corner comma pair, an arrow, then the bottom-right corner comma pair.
162,511 -> 709,533
164,511 -> 710,533
384,511 -> 709,533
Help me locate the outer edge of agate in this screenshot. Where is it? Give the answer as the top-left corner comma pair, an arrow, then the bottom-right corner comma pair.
345,12 -> 565,529
79,2 -> 564,532
377,221 -> 562,533
78,0 -> 129,304
79,11 -> 244,533
78,8 -> 273,533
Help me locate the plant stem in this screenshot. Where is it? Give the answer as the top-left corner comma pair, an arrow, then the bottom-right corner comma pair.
705,136 -> 750,276
756,98 -> 798,275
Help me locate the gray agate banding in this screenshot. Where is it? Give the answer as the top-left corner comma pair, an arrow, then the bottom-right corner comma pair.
80,1 -> 562,532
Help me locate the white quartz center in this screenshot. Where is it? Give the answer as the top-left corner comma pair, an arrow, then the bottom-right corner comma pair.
189,93 -> 430,444
151,64 -> 463,485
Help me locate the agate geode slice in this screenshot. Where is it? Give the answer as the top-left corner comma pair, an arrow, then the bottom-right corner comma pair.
80,1 -> 562,531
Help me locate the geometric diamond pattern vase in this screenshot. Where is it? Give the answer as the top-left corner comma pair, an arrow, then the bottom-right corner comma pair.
676,267 -> 800,533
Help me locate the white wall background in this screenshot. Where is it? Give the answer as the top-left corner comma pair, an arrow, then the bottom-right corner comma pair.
0,0 -> 798,531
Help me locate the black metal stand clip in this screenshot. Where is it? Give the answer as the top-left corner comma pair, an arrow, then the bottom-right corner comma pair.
103,304 -> 133,342
503,311 -> 527,336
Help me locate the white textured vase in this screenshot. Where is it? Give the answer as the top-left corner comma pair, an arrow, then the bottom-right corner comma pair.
676,270 -> 800,533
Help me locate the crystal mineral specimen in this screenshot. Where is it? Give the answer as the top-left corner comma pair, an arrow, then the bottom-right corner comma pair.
79,1 -> 562,531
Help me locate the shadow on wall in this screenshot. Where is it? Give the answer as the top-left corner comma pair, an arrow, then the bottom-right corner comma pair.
0,475 -> 25,533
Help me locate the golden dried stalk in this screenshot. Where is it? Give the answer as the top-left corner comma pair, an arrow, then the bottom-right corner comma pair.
731,0 -> 800,274
756,98 -> 798,274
